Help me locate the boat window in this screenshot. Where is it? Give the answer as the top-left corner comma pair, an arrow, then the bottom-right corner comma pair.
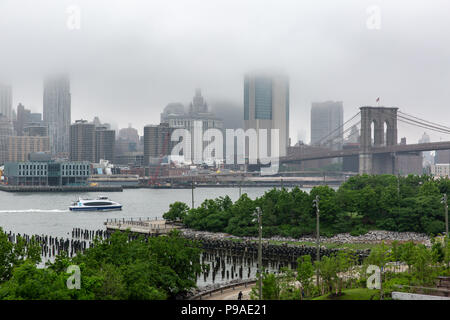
83,201 -> 112,206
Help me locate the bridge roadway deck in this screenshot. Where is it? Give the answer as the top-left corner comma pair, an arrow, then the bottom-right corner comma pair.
282,141 -> 450,162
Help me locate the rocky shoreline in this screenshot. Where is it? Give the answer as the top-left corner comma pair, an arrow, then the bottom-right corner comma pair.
180,229 -> 431,247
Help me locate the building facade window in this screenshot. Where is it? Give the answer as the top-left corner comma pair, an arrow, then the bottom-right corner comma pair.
254,78 -> 272,120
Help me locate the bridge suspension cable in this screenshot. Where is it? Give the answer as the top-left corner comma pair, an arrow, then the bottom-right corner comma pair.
315,111 -> 360,145
397,117 -> 450,135
343,121 -> 361,140
382,111 -> 450,135
399,111 -> 450,131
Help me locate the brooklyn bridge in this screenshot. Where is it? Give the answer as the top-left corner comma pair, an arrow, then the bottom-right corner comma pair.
281,106 -> 450,174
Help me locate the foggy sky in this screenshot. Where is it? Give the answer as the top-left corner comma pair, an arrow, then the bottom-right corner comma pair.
1,0 -> 450,143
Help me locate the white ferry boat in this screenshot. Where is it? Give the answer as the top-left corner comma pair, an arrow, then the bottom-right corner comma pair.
69,196 -> 122,211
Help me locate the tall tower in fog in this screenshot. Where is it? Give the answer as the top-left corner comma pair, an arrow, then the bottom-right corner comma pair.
0,83 -> 12,120
244,73 -> 289,157
43,75 -> 71,155
311,101 -> 344,146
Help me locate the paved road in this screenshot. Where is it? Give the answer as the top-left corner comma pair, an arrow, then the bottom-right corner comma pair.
201,283 -> 256,300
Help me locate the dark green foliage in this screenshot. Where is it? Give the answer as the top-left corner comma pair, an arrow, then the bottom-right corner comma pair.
163,202 -> 190,222
182,175 -> 448,238
0,230 -> 203,300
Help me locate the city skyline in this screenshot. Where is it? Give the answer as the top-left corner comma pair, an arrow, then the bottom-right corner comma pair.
1,0 -> 450,144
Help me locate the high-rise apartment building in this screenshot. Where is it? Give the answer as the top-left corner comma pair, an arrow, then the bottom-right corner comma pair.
0,84 -> 12,120
311,101 -> 344,146
43,75 -> 71,155
244,73 -> 289,157
0,136 -> 50,163
95,126 -> 115,163
143,123 -> 174,166
70,120 -> 95,162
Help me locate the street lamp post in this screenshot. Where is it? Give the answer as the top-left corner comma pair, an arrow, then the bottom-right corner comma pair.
442,194 -> 449,256
313,195 -> 320,287
442,194 -> 449,237
191,179 -> 195,209
253,207 -> 263,300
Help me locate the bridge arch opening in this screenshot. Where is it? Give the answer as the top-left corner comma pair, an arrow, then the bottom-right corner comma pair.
371,120 -> 376,146
383,121 -> 388,146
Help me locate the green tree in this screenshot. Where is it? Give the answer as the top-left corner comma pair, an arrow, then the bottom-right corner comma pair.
296,255 -> 314,299
250,272 -> 280,300
411,245 -> 435,286
163,201 -> 190,222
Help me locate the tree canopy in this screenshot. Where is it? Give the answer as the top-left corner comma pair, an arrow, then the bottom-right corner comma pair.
175,174 -> 449,238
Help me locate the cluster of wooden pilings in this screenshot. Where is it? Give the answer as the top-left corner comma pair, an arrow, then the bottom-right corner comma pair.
5,231 -> 91,258
188,237 -> 370,265
71,228 -> 108,241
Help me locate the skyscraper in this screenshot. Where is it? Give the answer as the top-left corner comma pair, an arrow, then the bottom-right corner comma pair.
43,75 -> 71,155
14,103 -> 31,136
244,73 -> 290,157
0,84 -> 12,120
310,101 -> 344,146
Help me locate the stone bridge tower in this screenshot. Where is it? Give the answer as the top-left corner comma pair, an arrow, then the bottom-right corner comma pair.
359,107 -> 398,174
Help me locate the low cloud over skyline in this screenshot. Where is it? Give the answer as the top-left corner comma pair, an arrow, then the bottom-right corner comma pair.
1,0 -> 449,142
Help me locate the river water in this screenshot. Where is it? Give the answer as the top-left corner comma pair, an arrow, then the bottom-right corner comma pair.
0,187 -> 310,288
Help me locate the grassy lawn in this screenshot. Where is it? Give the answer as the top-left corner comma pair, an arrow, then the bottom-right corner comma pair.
312,288 -> 380,300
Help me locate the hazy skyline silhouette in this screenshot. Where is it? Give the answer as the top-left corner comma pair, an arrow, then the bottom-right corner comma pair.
1,0 -> 449,143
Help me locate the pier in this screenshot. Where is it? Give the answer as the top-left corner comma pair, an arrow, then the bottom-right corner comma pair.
104,217 -> 182,235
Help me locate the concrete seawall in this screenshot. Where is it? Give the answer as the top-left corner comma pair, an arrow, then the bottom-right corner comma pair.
0,185 -> 123,192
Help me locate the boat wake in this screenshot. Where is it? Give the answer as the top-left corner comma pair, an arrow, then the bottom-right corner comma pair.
0,209 -> 69,213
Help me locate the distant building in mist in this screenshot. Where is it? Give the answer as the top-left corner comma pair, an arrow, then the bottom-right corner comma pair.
118,124 -> 140,145
43,75 -> 71,156
115,124 -> 142,164
160,103 -> 185,123
160,89 -> 223,163
419,132 -> 434,168
311,101 -> 344,146
0,84 -> 12,120
244,73 -> 290,157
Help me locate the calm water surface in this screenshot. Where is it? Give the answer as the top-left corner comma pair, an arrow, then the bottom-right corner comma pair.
0,187 -> 311,288
0,187 -> 311,237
